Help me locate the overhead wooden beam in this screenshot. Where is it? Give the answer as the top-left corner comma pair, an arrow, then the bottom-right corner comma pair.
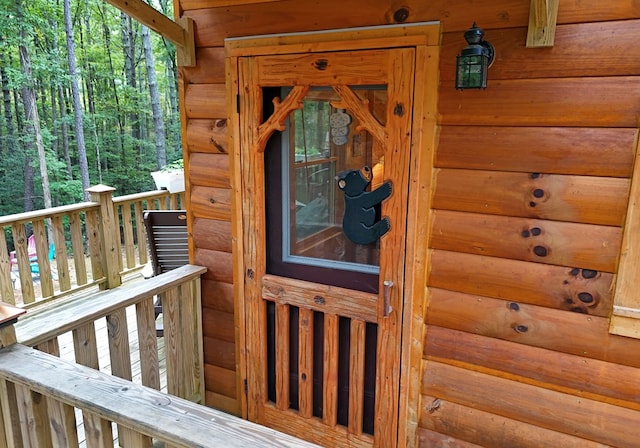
526,0 -> 559,48
104,0 -> 195,66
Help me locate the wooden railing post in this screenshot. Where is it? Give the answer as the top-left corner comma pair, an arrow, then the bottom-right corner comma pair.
87,185 -> 122,289
0,302 -> 26,447
0,303 -> 24,349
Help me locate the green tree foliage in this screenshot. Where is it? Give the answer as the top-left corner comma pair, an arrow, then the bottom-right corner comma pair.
0,0 -> 181,216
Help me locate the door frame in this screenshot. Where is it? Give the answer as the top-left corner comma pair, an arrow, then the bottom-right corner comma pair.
226,22 -> 440,447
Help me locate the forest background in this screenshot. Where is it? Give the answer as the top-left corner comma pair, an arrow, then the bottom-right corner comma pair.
0,0 -> 181,218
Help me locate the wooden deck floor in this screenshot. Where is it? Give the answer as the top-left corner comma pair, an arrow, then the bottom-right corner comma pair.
56,304 -> 168,447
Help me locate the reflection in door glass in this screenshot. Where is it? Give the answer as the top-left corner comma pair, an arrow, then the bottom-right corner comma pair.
282,86 -> 387,274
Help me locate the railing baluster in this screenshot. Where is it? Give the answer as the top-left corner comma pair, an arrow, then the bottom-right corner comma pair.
69,211 -> 88,286
298,307 -> 314,419
163,285 -> 181,397
0,235 -> 15,305
15,384 -> 53,446
12,224 -> 35,304
275,302 -> 290,411
121,203 -> 136,270
51,215 -> 71,291
348,319 -> 366,435
136,297 -> 161,390
0,379 -> 21,447
32,220 -> 54,299
35,338 -> 60,356
322,314 -> 339,427
47,399 -> 79,448
82,411 -> 113,447
106,308 -> 132,380
134,201 -> 148,266
73,322 -> 99,369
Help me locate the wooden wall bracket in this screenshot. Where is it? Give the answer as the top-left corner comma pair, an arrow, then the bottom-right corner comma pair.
104,0 -> 196,66
526,0 -> 559,48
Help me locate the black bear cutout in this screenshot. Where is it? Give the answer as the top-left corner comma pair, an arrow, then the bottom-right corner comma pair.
337,166 -> 392,245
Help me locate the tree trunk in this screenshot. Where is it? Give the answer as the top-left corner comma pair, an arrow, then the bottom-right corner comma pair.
63,0 -> 91,200
121,12 -> 142,164
18,23 -> 51,213
142,23 -> 167,169
58,85 -> 73,178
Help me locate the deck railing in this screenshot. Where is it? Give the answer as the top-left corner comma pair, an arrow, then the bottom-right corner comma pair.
0,185 -> 184,308
0,266 -> 318,448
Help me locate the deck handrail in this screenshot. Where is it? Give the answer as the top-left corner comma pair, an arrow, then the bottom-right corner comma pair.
0,343 -> 319,447
14,264 -> 206,403
0,185 -> 184,308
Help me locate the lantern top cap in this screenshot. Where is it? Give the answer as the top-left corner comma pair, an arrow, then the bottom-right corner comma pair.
464,23 -> 485,45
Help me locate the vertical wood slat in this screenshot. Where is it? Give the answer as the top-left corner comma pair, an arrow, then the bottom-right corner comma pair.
0,381 -> 6,448
0,383 -> 7,448
51,216 -> 71,291
0,234 -> 16,305
106,308 -> 132,380
35,339 -> 60,357
84,209 -> 104,287
136,298 -> 161,390
82,411 -> 113,448
163,286 -> 181,397
190,278 -> 205,404
113,204 -> 125,274
348,319 -> 366,435
69,212 -> 87,286
46,400 -> 78,448
118,428 -> 152,448
179,282 -> 198,402
121,204 -> 136,269
298,308 -> 314,419
11,225 -> 35,304
134,202 -> 148,266
322,314 -> 339,427
15,384 -> 52,447
73,322 -> 99,369
32,220 -> 54,299
275,303 -> 290,411
0,379 -> 22,448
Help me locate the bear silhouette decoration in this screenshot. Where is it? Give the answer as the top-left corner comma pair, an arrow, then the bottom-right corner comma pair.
337,166 -> 392,245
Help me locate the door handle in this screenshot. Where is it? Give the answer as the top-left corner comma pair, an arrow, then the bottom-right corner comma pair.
383,280 -> 394,317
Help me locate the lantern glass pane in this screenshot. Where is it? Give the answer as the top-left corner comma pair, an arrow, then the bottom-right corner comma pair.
456,54 -> 487,89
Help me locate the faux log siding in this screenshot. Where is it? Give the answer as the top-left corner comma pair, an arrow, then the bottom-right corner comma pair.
433,169 -> 630,227
430,211 -> 623,272
422,362 -> 640,448
436,126 -> 637,177
428,250 -> 614,316
419,396 -> 614,448
181,67 -> 236,410
177,1 -> 640,446
422,10 -> 640,447
425,326 -> 640,410
181,0 -> 640,47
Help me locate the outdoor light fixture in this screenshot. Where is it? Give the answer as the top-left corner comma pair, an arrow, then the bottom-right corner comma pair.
455,23 -> 495,90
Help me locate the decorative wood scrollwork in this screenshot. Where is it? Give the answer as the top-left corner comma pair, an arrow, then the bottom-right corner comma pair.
255,85 -> 310,153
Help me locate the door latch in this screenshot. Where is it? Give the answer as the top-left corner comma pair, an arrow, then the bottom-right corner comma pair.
383,280 -> 394,317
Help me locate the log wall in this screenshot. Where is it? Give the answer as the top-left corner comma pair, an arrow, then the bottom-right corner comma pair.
177,0 -> 640,445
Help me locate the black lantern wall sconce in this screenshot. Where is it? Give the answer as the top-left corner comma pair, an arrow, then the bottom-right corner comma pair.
455,23 -> 495,90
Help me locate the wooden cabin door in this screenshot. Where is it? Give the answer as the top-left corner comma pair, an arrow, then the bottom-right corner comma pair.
233,45 -> 415,447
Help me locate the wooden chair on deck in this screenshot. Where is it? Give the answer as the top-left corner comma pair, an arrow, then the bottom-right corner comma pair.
143,210 -> 189,336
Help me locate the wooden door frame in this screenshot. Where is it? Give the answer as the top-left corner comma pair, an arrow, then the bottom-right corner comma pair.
226,22 -> 440,447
